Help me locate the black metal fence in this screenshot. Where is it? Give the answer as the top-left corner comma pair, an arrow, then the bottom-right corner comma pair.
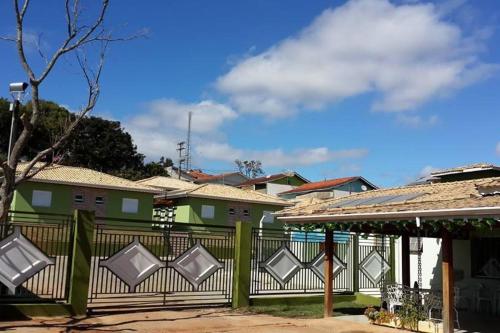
0,211 -> 74,303
89,218 -> 235,310
250,228 -> 354,295
359,236 -> 392,293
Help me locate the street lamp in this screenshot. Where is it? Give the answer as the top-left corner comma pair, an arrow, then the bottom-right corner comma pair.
8,82 -> 29,163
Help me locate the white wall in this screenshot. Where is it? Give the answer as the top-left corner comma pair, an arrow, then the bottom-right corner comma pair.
266,183 -> 295,196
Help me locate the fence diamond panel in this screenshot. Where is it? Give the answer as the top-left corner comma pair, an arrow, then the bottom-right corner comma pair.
0,227 -> 55,293
262,244 -> 304,288
100,238 -> 166,292
251,228 -> 353,295
89,218 -> 234,310
358,237 -> 392,292
0,212 -> 74,303
169,240 -> 223,290
309,250 -> 347,282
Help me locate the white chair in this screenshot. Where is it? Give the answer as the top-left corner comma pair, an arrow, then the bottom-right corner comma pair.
454,286 -> 469,310
472,283 -> 493,313
424,293 -> 460,331
385,284 -> 406,313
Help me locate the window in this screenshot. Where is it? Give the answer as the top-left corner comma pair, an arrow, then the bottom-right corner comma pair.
243,209 -> 250,217
95,196 -> 105,205
201,205 -> 215,219
74,194 -> 84,203
122,198 -> 139,214
261,211 -> 274,224
471,238 -> 500,279
32,190 -> 52,207
228,208 -> 235,215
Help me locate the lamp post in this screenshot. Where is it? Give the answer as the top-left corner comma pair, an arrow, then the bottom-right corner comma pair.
7,82 -> 28,164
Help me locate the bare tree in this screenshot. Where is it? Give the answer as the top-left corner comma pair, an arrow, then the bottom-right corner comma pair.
0,0 -> 140,222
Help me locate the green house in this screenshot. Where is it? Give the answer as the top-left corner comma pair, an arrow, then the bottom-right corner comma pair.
154,182 -> 292,228
11,164 -> 159,220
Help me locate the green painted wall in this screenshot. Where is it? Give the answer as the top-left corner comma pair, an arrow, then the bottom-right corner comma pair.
272,175 -> 307,186
173,197 -> 285,228
12,181 -> 154,220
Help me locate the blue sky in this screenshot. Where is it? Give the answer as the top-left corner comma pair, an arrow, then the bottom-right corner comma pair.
1,0 -> 499,187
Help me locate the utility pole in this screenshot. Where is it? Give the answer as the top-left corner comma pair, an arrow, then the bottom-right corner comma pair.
185,111 -> 192,171
176,141 -> 186,180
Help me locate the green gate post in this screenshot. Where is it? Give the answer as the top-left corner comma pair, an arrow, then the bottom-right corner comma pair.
68,209 -> 95,316
352,234 -> 360,293
389,237 -> 396,283
232,221 -> 252,308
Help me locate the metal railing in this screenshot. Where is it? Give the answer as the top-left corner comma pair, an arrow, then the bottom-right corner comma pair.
0,211 -> 74,303
250,228 -> 354,295
89,217 -> 235,310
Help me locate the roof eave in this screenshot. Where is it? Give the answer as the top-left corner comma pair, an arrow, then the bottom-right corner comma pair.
277,206 -> 500,223
25,178 -> 160,194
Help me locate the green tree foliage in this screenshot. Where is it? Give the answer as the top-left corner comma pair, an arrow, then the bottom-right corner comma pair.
0,98 -> 172,180
235,159 -> 265,178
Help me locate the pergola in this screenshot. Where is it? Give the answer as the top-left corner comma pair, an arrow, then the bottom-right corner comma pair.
278,177 -> 500,333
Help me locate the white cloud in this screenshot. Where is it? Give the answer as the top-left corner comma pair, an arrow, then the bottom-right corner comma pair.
132,99 -> 237,135
124,99 -> 235,161
196,142 -> 368,167
126,99 -> 368,168
216,0 -> 497,117
496,142 -> 500,156
396,114 -> 439,128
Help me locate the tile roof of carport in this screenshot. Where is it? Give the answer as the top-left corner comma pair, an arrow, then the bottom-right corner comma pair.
277,177 -> 500,222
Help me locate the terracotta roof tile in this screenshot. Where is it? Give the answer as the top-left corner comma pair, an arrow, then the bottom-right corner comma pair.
279,177 -> 358,195
278,177 -> 500,219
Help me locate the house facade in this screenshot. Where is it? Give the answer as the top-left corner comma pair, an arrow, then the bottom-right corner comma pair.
238,172 -> 309,196
278,176 -> 377,200
11,164 -> 159,220
155,183 -> 291,228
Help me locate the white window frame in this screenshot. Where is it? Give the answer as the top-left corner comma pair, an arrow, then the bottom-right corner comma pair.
122,198 -> 139,214
201,205 -> 215,219
32,190 -> 52,207
261,211 -> 274,224
95,196 -> 105,205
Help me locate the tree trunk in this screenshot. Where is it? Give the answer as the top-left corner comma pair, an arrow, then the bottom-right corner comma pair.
0,167 -> 15,224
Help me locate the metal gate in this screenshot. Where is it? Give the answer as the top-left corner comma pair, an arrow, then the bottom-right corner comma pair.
89,218 -> 234,311
250,228 -> 354,295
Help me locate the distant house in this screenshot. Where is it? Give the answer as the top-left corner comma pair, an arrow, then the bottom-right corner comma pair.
278,176 -> 378,200
189,171 -> 249,186
156,183 -> 291,228
238,172 -> 310,196
11,164 -> 159,220
411,163 -> 500,185
165,167 -> 248,186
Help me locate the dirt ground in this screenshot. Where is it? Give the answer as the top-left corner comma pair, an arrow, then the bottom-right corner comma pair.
0,308 -> 408,333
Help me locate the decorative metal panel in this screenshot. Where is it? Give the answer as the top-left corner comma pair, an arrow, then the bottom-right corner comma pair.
309,250 -> 347,282
360,250 -> 390,285
0,227 -> 54,293
262,245 -> 304,288
169,240 -> 223,290
101,238 -> 165,292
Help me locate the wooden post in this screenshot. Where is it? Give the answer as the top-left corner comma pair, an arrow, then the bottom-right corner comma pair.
324,228 -> 334,317
232,221 -> 252,308
352,234 -> 360,293
442,230 -> 454,333
401,234 -> 411,287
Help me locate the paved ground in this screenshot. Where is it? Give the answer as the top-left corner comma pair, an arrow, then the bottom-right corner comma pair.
0,308 -> 409,333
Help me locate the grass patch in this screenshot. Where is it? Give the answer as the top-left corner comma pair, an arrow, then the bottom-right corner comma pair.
247,301 -> 367,319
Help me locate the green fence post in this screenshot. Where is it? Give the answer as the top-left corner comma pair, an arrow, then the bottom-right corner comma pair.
68,209 -> 95,316
352,234 -> 360,293
389,237 -> 396,283
232,221 -> 252,308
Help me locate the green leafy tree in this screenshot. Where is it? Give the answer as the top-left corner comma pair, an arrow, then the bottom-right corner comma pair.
235,159 -> 265,178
